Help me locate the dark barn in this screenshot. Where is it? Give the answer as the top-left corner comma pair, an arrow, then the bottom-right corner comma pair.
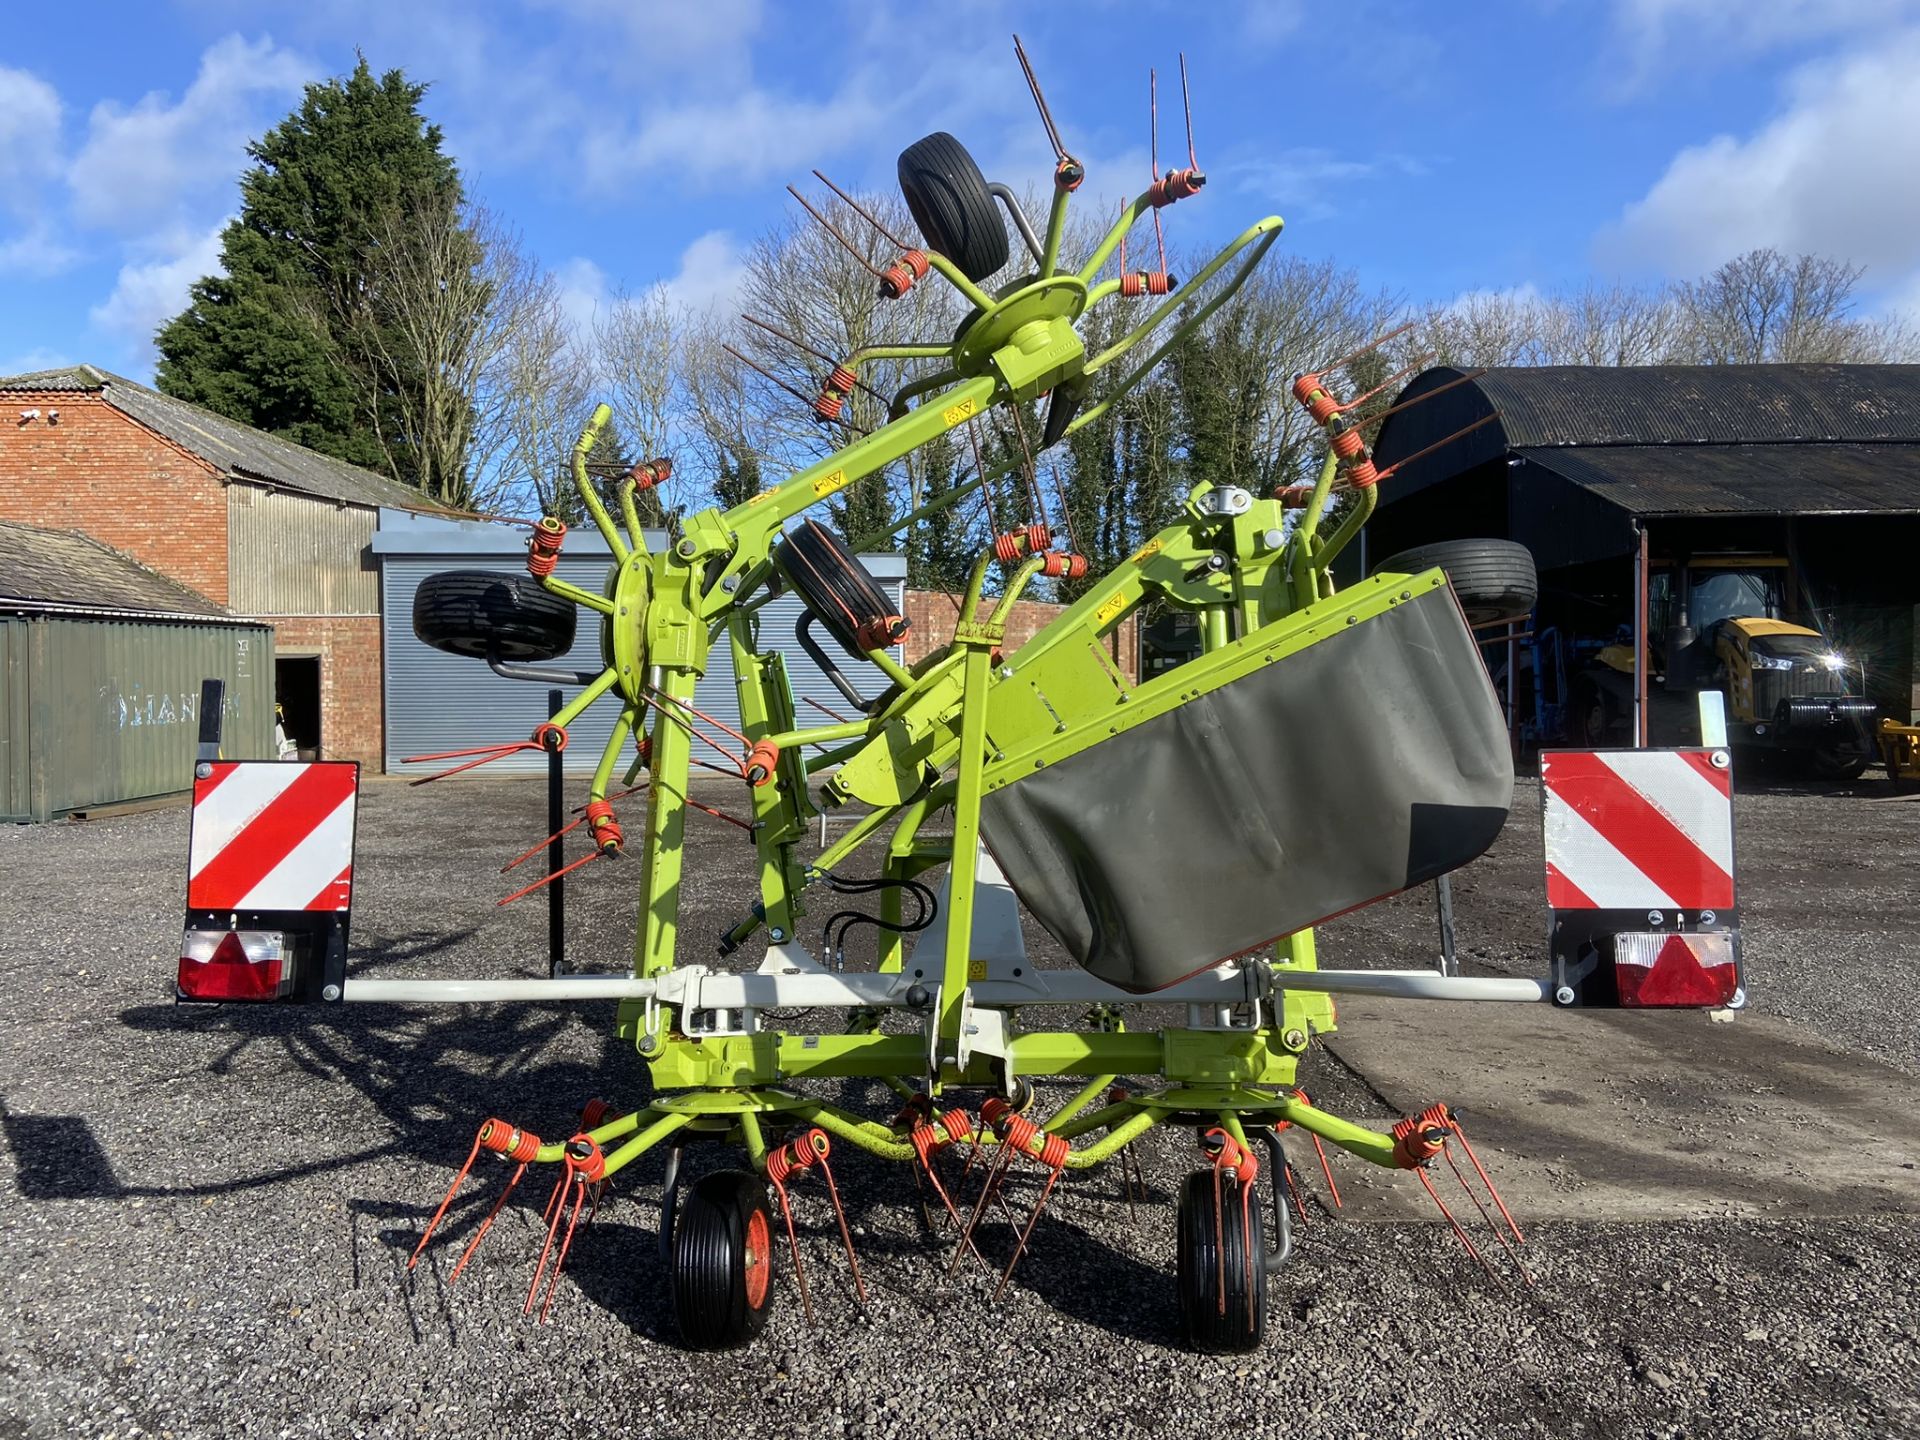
1362,364 -> 1920,730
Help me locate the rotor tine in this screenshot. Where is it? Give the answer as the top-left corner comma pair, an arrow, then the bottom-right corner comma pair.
448,1161 -> 530,1283
1012,33 -> 1068,160
786,184 -> 887,279
813,1156 -> 867,1304
1283,1160 -> 1309,1226
523,1171 -> 574,1315
1373,413 -> 1502,483
1310,1133 -> 1343,1210
949,1144 -> 1013,1277
991,1167 -> 1063,1301
1362,368 -> 1489,428
537,1180 -> 591,1323
1178,52 -> 1198,169
408,1133 -> 485,1270
1444,1147 -> 1534,1287
811,169 -> 909,250
1451,1122 -> 1526,1245
498,848 -> 606,907
770,1176 -> 816,1326
502,815 -> 586,874
1345,356 -> 1434,410
1413,1166 -> 1500,1285
1314,320 -> 1418,378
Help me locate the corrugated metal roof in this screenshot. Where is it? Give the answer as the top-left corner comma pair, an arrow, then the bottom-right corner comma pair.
1383,363 -> 1920,452
0,520 -> 237,619
0,364 -> 435,512
1517,443 -> 1920,517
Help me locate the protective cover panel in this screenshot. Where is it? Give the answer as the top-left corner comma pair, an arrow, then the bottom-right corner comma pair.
980,586 -> 1513,992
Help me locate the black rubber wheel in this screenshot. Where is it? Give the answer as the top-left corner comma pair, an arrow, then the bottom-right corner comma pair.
1372,539 -> 1537,627
773,519 -> 908,658
897,132 -> 1009,283
1176,1170 -> 1268,1353
412,569 -> 576,662
670,1170 -> 775,1350
1808,739 -> 1872,782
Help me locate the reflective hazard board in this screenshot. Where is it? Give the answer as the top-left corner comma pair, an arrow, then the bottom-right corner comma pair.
1540,748 -> 1743,1010
188,761 -> 358,912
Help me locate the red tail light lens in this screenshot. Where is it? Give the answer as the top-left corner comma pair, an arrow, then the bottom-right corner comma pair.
1612,932 -> 1740,1008
178,930 -> 293,1001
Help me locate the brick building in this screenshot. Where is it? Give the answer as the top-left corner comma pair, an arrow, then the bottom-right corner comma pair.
902,588 -> 1139,682
1,365 -> 435,767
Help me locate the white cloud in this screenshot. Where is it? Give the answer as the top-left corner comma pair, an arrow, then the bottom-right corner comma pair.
1229,148 -> 1424,220
1601,29 -> 1920,286
69,35 -> 314,234
659,230 -> 744,314
0,65 -> 62,199
554,255 -> 610,331
89,222 -> 228,365
580,84 -> 890,192
0,222 -> 78,277
1614,0 -> 1920,56
0,345 -> 74,378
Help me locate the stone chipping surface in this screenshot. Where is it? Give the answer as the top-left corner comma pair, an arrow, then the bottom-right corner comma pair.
0,773 -> 1915,1439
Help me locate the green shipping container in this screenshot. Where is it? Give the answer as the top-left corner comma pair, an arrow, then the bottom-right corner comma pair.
1,613 -> 275,823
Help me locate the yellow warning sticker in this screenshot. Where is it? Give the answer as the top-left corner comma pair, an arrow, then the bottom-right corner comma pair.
942,396 -> 978,427
747,489 -> 777,505
810,470 -> 849,498
968,960 -> 988,981
1095,592 -> 1128,624
1130,537 -> 1163,563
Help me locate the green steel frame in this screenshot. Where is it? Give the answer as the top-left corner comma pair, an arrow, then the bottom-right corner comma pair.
476,159 -> 1440,1194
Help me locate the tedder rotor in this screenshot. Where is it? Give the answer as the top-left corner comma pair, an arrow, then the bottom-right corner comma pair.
176,39 -> 1748,1352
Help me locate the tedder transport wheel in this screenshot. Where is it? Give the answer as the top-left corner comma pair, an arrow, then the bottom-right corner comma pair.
1176,1170 -> 1268,1353
411,569 -> 577,662
897,131 -> 1010,283
1808,739 -> 1872,782
1373,539 -> 1538,627
671,1170 -> 775,1349
773,519 -> 909,658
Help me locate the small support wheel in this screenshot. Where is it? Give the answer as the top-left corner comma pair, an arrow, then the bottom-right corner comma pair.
1176,1170 -> 1267,1353
670,1170 -> 775,1349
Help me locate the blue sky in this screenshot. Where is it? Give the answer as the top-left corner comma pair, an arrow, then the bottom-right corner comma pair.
5,0 -> 1919,382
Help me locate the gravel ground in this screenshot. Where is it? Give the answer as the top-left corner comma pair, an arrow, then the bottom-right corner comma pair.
0,774 -> 1915,1439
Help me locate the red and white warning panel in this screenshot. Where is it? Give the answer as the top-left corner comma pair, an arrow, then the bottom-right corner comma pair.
1540,748 -> 1743,1010
180,761 -> 358,1003
188,761 -> 358,912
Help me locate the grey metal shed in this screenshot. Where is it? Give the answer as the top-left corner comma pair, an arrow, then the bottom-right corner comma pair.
375,510 -> 906,774
0,521 -> 275,822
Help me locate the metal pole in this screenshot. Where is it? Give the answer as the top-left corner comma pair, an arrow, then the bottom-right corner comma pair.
547,688 -> 565,977
1506,619 -> 1519,754
1435,873 -> 1457,977
1634,522 -> 1649,747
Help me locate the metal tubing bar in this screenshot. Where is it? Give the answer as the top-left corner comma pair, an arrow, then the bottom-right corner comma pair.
987,182 -> 1044,266
598,1109 -> 698,1181
568,404 -> 627,561
1272,1096 -> 1398,1170
538,576 -> 616,616
1044,1074 -> 1118,1133
793,1102 -> 918,1163
1085,219 -> 1281,377
549,668 -> 621,731
1062,1109 -> 1157,1169
342,967 -> 1552,1008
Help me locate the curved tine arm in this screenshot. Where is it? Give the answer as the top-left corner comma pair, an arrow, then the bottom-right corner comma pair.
989,556 -> 1047,625
1077,184 -> 1208,286
591,708 -> 636,801
987,183 -> 1045,267
889,368 -> 964,421
1085,217 -> 1283,375
920,249 -> 997,312
1063,226 -> 1282,440
488,659 -> 605,686
1313,479 -> 1377,577
569,404 -> 628,562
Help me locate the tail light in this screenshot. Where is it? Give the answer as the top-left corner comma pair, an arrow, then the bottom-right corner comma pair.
178,929 -> 294,1001
1609,932 -> 1740,1008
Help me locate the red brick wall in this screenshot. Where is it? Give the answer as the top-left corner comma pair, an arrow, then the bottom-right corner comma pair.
902,589 -> 1138,683
0,391 -> 230,604
272,615 -> 384,768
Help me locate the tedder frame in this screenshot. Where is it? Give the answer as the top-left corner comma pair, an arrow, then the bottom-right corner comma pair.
289,43 -> 1565,1347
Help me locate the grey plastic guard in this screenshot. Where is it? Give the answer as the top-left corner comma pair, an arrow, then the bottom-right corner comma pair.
980,586 -> 1513,993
